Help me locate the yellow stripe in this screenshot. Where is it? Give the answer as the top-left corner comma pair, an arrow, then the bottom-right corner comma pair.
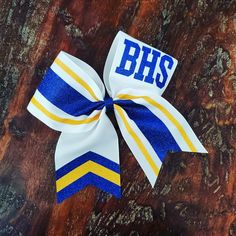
54,58 -> 99,101
56,161 -> 120,192
117,94 -> 197,152
114,104 -> 159,176
31,97 -> 100,125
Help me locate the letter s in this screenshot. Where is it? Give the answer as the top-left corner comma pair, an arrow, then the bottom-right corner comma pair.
156,55 -> 174,89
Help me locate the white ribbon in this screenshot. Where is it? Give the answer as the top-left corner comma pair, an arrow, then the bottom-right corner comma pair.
28,31 -> 207,203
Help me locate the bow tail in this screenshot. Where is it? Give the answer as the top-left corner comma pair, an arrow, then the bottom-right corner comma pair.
114,93 -> 207,187
114,104 -> 161,187
55,111 -> 121,203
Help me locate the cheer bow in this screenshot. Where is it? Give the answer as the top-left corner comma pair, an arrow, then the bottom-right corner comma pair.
28,31 -> 207,203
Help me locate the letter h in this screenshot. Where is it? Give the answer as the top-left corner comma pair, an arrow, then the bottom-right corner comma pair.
134,46 -> 161,84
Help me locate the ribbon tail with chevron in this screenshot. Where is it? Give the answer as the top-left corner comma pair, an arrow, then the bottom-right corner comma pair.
27,50 -> 121,203
55,110 -> 120,203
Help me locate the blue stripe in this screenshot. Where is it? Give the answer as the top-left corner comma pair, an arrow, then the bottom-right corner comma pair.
116,100 -> 181,161
57,172 -> 121,203
56,151 -> 120,180
38,68 -> 104,116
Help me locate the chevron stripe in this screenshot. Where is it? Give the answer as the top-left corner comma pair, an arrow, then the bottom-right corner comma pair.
56,161 -> 120,192
57,172 -> 121,203
56,152 -> 121,202
56,151 -> 120,179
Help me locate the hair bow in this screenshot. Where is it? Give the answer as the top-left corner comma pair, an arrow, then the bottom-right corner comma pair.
28,31 -> 207,203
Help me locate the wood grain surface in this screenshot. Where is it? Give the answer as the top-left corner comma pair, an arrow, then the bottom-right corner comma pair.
0,0 -> 236,235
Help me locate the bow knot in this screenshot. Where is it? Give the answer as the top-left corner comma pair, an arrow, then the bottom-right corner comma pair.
104,97 -> 114,112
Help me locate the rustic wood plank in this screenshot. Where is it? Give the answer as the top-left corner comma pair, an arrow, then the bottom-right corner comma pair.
0,0 -> 236,235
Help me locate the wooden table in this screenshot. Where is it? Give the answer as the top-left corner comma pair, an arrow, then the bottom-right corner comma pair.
0,1 -> 236,235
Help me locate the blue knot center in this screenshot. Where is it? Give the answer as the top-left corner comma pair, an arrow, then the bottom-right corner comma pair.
104,97 -> 114,112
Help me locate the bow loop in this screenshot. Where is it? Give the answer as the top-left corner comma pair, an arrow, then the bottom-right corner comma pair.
104,31 -> 178,99
28,51 -> 108,133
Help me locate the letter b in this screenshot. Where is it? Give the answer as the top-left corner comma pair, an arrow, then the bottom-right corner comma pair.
115,39 -> 140,76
